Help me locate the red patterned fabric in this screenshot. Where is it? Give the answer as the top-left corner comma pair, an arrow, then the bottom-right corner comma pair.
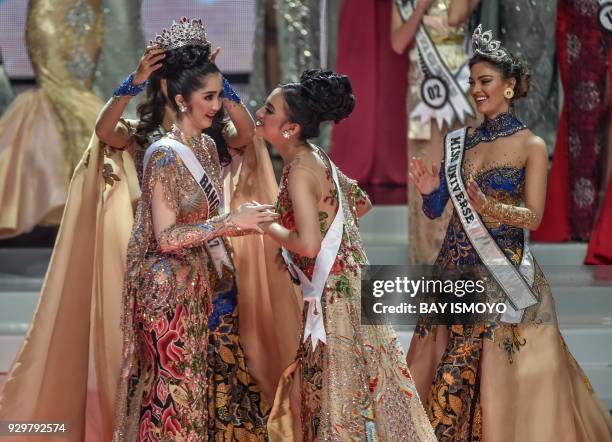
586,179 -> 612,264
330,0 -> 409,186
533,0 -> 609,242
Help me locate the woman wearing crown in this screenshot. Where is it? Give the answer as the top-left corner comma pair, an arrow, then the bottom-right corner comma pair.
107,19 -> 286,441
407,25 -> 612,441
0,18 -> 302,442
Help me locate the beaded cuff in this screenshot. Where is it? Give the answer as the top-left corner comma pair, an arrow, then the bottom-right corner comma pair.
222,77 -> 241,103
480,199 -> 538,229
113,73 -> 148,97
421,162 -> 450,219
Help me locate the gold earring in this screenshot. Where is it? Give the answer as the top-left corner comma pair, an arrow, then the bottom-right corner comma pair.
504,87 -> 515,99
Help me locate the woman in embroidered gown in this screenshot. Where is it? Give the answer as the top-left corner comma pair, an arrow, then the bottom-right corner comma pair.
111,41 -> 279,440
406,25 -> 612,441
391,0 -> 479,264
256,70 -> 436,441
98,24 -> 284,439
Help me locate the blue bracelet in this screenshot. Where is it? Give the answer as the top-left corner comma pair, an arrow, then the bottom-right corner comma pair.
113,73 -> 147,97
222,77 -> 241,103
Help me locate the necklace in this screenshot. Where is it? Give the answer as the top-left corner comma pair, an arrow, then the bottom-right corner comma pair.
167,124 -> 223,196
466,109 -> 526,150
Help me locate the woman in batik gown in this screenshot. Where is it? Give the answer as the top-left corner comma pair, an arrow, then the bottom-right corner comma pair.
407,25 -> 612,441
111,43 -> 279,441
257,70 -> 436,441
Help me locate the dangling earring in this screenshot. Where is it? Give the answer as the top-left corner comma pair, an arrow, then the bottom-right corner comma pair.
178,103 -> 187,113
282,130 -> 291,140
504,87 -> 515,100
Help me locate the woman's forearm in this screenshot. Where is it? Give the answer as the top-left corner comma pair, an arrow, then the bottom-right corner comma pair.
265,223 -> 321,259
94,96 -> 133,148
391,1 -> 430,54
222,78 -> 254,149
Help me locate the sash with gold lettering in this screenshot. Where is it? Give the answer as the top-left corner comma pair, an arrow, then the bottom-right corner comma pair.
444,128 -> 537,323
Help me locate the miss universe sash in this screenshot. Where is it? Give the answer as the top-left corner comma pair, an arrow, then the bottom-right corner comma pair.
395,0 -> 475,126
281,150 -> 345,350
144,138 -> 233,276
444,128 -> 538,323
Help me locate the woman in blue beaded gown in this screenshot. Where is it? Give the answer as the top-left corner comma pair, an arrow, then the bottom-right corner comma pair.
406,25 -> 612,441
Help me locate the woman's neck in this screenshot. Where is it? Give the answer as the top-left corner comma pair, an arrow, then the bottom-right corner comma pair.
175,117 -> 200,139
279,141 -> 312,164
484,105 -> 511,121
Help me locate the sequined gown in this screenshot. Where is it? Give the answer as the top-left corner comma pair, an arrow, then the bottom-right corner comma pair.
120,121 -> 270,441
114,134 -> 267,441
0,0 -> 104,237
275,151 -> 436,441
406,116 -> 612,441
398,0 -> 473,265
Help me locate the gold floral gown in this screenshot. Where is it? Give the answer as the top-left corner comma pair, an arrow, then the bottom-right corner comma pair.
274,151 -> 436,441
114,133 -> 267,441
406,116 -> 612,441
0,0 -> 104,237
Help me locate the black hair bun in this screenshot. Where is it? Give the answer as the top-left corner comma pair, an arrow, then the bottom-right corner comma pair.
300,69 -> 355,123
161,44 -> 211,78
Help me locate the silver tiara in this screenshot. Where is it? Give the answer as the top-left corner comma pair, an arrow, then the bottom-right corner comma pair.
152,17 -> 210,51
471,24 -> 510,62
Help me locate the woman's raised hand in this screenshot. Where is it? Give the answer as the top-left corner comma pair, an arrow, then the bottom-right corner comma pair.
133,45 -> 166,85
409,158 -> 441,195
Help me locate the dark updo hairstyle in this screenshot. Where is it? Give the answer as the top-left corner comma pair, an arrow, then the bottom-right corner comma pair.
134,44 -> 230,166
281,69 -> 355,141
469,51 -> 531,100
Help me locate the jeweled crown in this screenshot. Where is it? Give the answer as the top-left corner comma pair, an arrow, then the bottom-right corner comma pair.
471,24 -> 510,62
152,17 -> 210,51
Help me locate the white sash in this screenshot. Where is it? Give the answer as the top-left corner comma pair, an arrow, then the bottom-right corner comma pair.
395,0 -> 475,125
144,138 -> 233,276
444,128 -> 537,323
281,151 -> 345,350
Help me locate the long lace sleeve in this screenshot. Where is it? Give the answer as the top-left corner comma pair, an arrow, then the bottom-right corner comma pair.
146,147 -> 246,254
422,161 -> 450,219
480,200 -> 538,229
157,213 -> 246,253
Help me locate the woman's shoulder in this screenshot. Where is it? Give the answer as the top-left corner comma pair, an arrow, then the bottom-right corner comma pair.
514,128 -> 546,153
144,139 -> 180,169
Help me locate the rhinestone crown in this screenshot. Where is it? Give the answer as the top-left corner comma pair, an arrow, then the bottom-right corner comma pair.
471,24 -> 510,62
152,17 -> 210,51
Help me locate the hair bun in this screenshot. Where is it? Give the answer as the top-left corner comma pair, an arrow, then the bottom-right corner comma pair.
161,44 -> 211,78
511,53 -> 531,99
299,70 -> 355,123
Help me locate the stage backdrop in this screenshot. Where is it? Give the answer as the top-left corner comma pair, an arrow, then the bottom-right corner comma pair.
0,0 -> 256,79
